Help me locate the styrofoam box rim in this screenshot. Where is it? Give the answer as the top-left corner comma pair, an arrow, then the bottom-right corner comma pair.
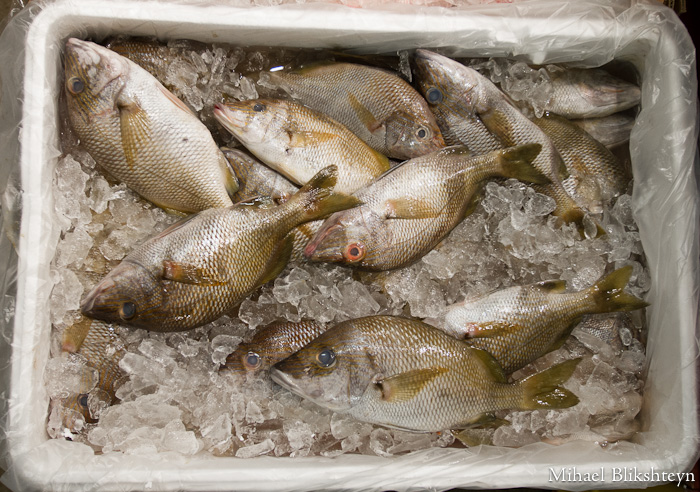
6,0 -> 699,490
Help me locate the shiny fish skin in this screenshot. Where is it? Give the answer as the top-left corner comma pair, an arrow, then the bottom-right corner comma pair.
443,266 -> 648,374
268,62 -> 445,159
80,166 -> 360,332
305,144 -> 548,271
413,50 -> 592,230
61,317 -> 126,422
213,98 -> 390,194
533,112 -> 629,213
64,38 -> 237,214
222,148 -> 299,205
271,315 -> 580,432
223,320 -> 327,374
545,68 -> 641,119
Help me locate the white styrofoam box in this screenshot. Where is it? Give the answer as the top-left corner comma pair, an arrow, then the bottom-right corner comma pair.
1,0 -> 698,490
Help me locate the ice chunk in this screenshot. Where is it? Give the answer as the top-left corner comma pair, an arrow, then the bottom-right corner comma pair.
235,438 -> 275,458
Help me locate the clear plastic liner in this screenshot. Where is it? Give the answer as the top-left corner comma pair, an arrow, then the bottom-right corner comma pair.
0,0 -> 698,490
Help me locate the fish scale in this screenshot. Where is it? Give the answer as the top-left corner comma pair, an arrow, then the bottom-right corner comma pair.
272,315 -> 580,432
268,62 -> 445,159
64,38 -> 236,213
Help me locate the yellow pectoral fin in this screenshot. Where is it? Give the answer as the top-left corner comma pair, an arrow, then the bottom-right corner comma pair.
287,130 -> 338,148
162,260 -> 225,286
478,108 -> 516,147
348,93 -> 384,134
463,321 -> 514,338
157,83 -> 197,117
378,367 -> 448,403
384,197 -> 443,220
118,99 -> 152,170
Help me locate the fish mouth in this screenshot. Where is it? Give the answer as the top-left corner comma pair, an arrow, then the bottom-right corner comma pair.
80,277 -> 117,318
303,222 -> 343,261
270,366 -> 304,395
213,103 -> 246,132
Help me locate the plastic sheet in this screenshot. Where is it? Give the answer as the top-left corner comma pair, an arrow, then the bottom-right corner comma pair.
0,0 -> 698,490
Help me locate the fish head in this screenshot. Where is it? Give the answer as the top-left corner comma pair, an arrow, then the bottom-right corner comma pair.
303,207 -> 388,270
412,49 -> 483,118
214,99 -> 286,146
64,38 -> 129,117
384,113 -> 446,159
80,260 -> 166,329
270,322 -> 375,411
224,342 -> 268,374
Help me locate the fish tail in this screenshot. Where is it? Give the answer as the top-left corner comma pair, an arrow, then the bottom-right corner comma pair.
553,198 -> 606,238
291,165 -> 361,222
519,358 -> 581,410
497,144 -> 550,185
588,265 -> 649,313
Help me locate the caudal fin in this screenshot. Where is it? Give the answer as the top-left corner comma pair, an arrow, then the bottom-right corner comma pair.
588,265 -> 649,313
520,358 -> 581,410
291,165 -> 361,222
497,143 -> 550,185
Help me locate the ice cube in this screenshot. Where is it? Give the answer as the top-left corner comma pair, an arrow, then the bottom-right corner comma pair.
235,438 -> 275,458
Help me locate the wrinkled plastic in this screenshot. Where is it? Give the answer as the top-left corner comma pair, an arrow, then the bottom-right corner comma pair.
0,0 -> 698,490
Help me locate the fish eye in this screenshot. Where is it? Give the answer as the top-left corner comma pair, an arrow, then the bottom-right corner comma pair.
243,351 -> 261,370
68,77 -> 85,95
119,301 -> 136,320
253,103 -> 266,112
316,348 -> 336,368
78,394 -> 89,407
426,87 -> 443,104
416,127 -> 430,140
343,243 -> 365,262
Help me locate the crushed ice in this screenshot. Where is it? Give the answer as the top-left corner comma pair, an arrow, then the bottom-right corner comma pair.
45,45 -> 649,457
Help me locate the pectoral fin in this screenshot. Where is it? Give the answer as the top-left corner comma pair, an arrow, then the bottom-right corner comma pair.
162,260 -> 225,286
119,98 -> 152,170
348,93 -> 383,134
287,130 -> 337,148
384,197 -> 444,220
378,367 -> 448,403
157,83 -> 197,116
462,321 -> 515,339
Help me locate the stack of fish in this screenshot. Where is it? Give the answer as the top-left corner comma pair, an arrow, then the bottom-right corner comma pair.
51,36 -> 645,444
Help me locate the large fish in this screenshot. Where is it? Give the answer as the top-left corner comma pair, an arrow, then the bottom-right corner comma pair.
266,62 -> 445,159
213,98 -> 391,194
543,68 -> 641,119
80,166 -> 359,332
64,38 -> 238,214
413,50 -> 595,231
533,112 -> 630,212
271,315 -> 580,433
305,144 -> 548,271
443,266 -> 648,374
60,317 -> 126,425
223,320 -> 327,374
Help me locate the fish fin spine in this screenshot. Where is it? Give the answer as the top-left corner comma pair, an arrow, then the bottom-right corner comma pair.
291,165 -> 361,222
378,367 -> 448,403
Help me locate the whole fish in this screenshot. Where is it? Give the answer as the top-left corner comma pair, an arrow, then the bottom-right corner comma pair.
305,143 -> 548,271
64,38 -> 238,214
266,62 -> 445,159
570,113 -> 635,149
80,166 -> 359,332
61,317 -> 126,423
544,68 -> 641,119
443,266 -> 648,374
413,50 -> 595,232
533,112 -> 630,213
213,98 -> 391,194
271,315 -> 580,433
223,320 -> 327,374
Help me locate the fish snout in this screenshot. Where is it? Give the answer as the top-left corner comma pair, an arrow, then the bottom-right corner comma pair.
213,103 -> 247,132
303,223 -> 343,261
80,277 -> 117,318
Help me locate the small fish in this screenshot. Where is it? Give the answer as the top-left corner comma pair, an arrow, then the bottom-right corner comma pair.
80,166 -> 360,332
223,320 -> 327,374
61,316 -> 126,423
305,144 -> 548,271
213,98 -> 391,194
271,315 -> 580,433
443,266 -> 648,374
413,50 -> 596,232
570,113 -> 635,149
267,62 -> 445,159
544,68 -> 641,119
533,112 -> 630,213
64,38 -> 238,214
